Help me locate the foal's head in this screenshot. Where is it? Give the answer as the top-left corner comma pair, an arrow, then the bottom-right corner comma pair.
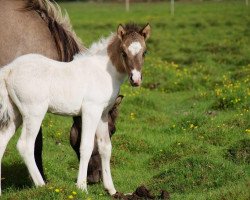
111,23 -> 151,87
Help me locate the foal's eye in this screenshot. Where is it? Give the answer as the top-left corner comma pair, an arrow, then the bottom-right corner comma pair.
121,51 -> 127,58
143,50 -> 147,57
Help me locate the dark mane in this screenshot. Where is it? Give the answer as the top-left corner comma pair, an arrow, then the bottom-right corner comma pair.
123,23 -> 141,34
22,0 -> 86,62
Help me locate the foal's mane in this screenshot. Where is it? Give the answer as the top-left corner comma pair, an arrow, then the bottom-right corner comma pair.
123,23 -> 141,34
22,0 -> 85,62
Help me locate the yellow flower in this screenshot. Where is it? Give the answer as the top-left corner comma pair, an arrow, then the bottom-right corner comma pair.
55,188 -> 60,193
245,129 -> 250,134
72,191 -> 77,195
68,195 -> 74,199
190,124 -> 194,129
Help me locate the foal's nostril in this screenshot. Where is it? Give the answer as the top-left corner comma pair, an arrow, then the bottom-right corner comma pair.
129,74 -> 133,82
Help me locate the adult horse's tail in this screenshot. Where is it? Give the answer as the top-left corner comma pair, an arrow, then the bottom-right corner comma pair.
23,0 -> 85,62
0,69 -> 10,129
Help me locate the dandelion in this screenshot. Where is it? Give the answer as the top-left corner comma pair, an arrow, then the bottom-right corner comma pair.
55,188 -> 60,193
68,195 -> 74,199
245,129 -> 250,134
72,191 -> 77,195
130,112 -> 135,120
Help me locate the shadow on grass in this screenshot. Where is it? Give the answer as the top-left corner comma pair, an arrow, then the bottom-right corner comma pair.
2,162 -> 33,190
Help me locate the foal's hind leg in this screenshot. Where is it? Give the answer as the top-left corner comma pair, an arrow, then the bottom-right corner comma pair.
17,113 -> 46,187
0,119 -> 21,195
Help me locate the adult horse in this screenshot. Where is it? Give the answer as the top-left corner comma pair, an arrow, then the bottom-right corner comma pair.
0,0 -> 121,185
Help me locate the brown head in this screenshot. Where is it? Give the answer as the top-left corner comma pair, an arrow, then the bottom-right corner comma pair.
108,23 -> 151,87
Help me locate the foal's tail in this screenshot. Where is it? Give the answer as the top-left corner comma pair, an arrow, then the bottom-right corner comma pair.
0,70 -> 10,129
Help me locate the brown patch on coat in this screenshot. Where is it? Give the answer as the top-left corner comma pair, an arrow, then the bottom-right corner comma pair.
108,23 -> 151,74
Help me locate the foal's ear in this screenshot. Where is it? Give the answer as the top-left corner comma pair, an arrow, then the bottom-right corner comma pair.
140,23 -> 151,41
115,95 -> 124,106
117,24 -> 126,40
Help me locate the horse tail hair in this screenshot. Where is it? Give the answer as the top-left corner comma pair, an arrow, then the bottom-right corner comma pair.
22,0 -> 86,62
0,70 -> 10,129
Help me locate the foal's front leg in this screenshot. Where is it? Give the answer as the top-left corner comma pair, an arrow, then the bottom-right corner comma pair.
76,104 -> 103,192
96,116 -> 116,195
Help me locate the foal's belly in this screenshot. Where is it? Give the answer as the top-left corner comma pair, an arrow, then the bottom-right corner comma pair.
48,87 -> 84,116
48,101 -> 82,116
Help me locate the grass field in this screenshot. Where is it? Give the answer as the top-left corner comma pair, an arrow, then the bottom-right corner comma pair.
1,1 -> 250,199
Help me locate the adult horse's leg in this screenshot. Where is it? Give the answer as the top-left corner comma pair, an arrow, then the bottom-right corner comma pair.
34,128 -> 46,180
70,117 -> 81,160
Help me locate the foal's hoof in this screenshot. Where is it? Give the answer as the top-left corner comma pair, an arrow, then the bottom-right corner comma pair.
76,182 -> 88,194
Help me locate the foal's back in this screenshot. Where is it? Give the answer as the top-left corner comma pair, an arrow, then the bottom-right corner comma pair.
5,54 -> 113,117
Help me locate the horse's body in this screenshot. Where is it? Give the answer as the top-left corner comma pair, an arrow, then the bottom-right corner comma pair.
0,0 -> 59,64
0,0 -> 116,184
0,24 -> 150,195
2,51 -> 120,117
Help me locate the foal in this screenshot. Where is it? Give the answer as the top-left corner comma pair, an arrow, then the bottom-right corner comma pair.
0,23 -> 150,195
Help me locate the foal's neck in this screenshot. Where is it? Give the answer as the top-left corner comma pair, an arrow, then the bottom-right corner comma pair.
75,35 -> 127,85
107,36 -> 126,75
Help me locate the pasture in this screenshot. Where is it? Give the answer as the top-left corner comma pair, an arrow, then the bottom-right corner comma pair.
1,1 -> 250,199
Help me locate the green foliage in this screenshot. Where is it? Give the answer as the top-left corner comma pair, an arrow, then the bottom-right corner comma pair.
2,1 -> 250,199
225,139 -> 250,164
151,157 -> 246,193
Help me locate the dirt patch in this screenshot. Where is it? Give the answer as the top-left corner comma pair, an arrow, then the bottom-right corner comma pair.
225,139 -> 250,164
112,185 -> 170,200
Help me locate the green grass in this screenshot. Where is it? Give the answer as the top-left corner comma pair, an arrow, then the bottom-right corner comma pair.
2,1 -> 250,199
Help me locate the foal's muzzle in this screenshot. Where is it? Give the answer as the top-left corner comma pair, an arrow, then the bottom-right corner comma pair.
129,69 -> 142,87
129,74 -> 141,87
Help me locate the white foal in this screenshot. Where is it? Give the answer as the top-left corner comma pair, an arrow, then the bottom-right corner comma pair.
0,23 -> 150,195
